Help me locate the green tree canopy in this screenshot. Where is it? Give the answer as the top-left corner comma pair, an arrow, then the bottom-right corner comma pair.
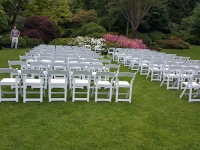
24,0 -> 72,36
0,0 -> 28,26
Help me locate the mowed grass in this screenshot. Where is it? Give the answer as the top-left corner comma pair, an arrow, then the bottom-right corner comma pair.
0,46 -> 200,149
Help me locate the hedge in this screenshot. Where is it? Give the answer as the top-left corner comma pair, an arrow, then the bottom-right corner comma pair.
0,34 -> 43,48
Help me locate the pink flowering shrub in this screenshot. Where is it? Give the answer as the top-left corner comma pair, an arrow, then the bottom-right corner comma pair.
103,34 -> 147,49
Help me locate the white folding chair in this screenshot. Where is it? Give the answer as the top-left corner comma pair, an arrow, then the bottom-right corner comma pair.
69,63 -> 86,89
19,55 -> 36,63
180,66 -> 197,89
0,68 -> 20,102
92,72 -> 115,102
160,66 -> 182,90
71,71 -> 92,102
180,74 -> 200,102
29,61 -> 49,90
146,61 -> 165,81
48,70 -> 68,102
21,69 -> 45,103
8,60 -> 27,83
129,54 -> 141,72
114,72 -> 136,103
139,57 -> 152,75
37,56 -> 52,64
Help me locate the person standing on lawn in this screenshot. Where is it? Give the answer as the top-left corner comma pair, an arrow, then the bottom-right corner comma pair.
10,26 -> 20,49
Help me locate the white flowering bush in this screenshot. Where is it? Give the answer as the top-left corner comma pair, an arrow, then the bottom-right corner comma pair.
49,36 -> 108,53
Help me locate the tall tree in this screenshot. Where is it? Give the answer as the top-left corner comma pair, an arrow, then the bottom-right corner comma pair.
0,0 -> 28,26
24,0 -> 72,36
0,6 -> 8,32
139,0 -> 170,33
168,0 -> 200,24
116,0 -> 155,38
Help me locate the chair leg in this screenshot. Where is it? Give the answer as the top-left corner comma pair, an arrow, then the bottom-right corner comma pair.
40,87 -> 43,102
15,83 -> 18,102
109,86 -> 112,102
72,86 -> 75,102
129,87 -> 132,103
95,85 -> 98,102
189,87 -> 193,102
115,87 -> 119,102
49,85 -> 51,102
23,86 -> 26,103
87,86 -> 90,102
64,87 -> 67,102
0,85 -> 2,102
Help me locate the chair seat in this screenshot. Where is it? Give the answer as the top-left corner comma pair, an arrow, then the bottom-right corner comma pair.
182,74 -> 192,77
141,63 -> 148,66
152,67 -> 160,70
50,79 -> 65,84
41,60 -> 51,63
54,60 -> 65,63
168,74 -> 180,77
25,79 -> 42,84
92,72 -> 96,76
0,78 -> 17,85
116,81 -> 130,87
182,82 -> 200,88
75,79 -> 89,85
97,81 -> 111,86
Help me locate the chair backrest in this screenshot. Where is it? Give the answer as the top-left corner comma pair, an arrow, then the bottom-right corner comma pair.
98,59 -> 111,65
8,60 -> 27,69
69,63 -> 86,71
50,62 -> 67,70
21,69 -> 44,76
84,59 -> 98,64
48,70 -> 68,79
30,62 -> 49,70
104,64 -> 120,73
86,64 -> 103,72
193,74 -> 200,79
53,57 -> 67,63
168,66 -> 183,74
117,72 -> 136,78
19,55 -> 35,62
37,56 -> 52,62
96,72 -> 115,77
72,70 -> 92,77
21,69 -> 45,82
0,68 -> 18,74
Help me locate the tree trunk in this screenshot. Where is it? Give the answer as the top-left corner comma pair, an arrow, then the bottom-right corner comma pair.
126,20 -> 129,36
131,23 -> 137,39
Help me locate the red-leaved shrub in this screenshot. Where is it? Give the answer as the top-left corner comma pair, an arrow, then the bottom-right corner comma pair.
22,16 -> 56,43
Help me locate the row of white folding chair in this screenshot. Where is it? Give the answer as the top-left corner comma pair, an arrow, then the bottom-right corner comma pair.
0,68 -> 67,103
19,55 -> 103,65
10,58 -> 111,73
68,63 -> 120,89
0,68 -> 45,103
72,71 -> 136,103
9,59 -> 116,84
160,66 -> 199,90
0,69 -> 135,103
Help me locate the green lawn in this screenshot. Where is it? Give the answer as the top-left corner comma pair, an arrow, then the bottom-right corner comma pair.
0,46 -> 200,150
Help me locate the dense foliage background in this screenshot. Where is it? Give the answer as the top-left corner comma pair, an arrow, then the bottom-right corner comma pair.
1,0 -> 200,48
